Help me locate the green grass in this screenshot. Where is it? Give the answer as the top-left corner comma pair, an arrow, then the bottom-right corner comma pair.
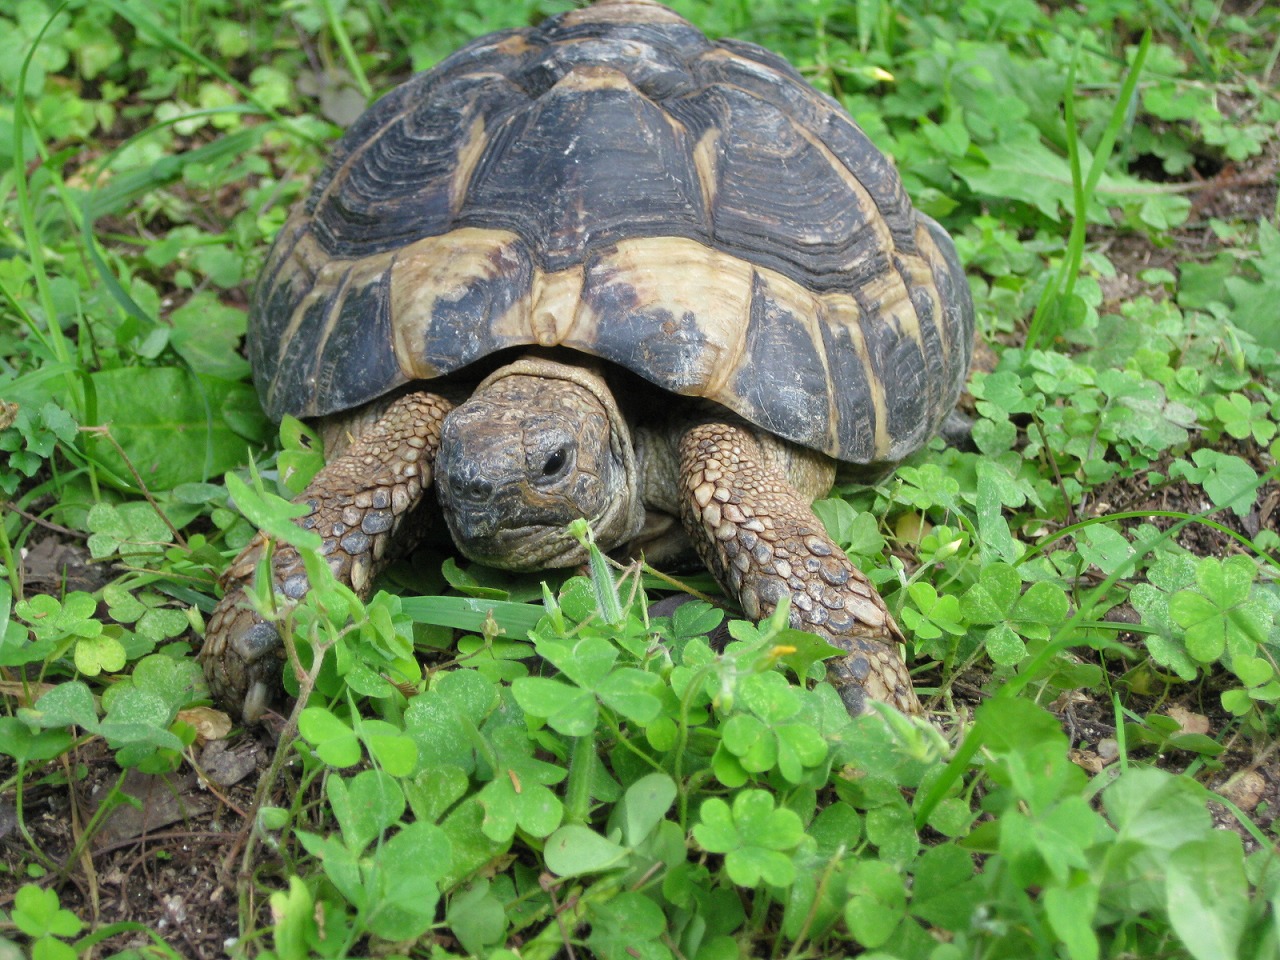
2,0 -> 1280,957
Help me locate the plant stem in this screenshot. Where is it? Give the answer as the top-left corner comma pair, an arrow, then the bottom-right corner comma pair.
564,734 -> 595,825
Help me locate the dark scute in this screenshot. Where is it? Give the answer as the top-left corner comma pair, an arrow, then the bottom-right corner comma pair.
584,264 -> 709,392
420,243 -> 534,374
732,273 -> 830,450
696,86 -> 889,293
899,251 -> 945,433
313,74 -> 529,259
819,320 -> 877,463
923,213 -> 976,382
862,303 -> 928,450
458,83 -> 707,271
311,268 -> 403,417
265,278 -> 339,419
307,28 -> 526,208
250,227 -> 311,410
694,46 -> 917,254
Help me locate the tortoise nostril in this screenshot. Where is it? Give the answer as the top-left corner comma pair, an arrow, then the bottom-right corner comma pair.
448,464 -> 495,503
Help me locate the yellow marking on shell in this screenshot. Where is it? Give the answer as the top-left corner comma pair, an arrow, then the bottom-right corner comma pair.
692,128 -> 720,225
492,33 -> 535,57
545,63 -> 647,95
529,264 -> 588,346
566,236 -> 754,393
561,0 -> 691,27
388,227 -> 527,378
449,115 -> 490,218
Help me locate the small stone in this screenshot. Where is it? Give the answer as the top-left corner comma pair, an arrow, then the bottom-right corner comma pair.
1217,770 -> 1266,812
1166,705 -> 1210,736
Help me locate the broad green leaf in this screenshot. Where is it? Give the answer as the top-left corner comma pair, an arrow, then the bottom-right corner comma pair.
31,682 -> 99,731
328,770 -> 405,855
1044,879 -> 1100,960
512,676 -> 597,736
447,881 -> 507,958
298,707 -> 361,768
587,891 -> 668,960
366,822 -> 450,941
619,773 -> 678,847
12,885 -> 82,939
1167,832 -> 1249,960
544,824 -> 629,877
167,293 -> 251,381
0,718 -> 74,763
74,633 -> 127,676
88,367 -> 267,490
596,667 -> 663,723
844,861 -> 907,948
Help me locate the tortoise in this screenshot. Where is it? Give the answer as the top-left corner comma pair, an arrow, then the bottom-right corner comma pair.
200,0 -> 974,723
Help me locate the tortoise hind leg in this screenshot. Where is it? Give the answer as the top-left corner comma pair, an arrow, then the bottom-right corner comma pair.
676,422 -> 921,717
201,391 -> 454,722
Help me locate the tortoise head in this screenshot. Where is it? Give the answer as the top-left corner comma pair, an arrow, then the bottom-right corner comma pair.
435,357 -> 645,569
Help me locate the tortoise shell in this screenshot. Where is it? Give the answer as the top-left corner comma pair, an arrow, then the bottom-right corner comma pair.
251,0 -> 973,469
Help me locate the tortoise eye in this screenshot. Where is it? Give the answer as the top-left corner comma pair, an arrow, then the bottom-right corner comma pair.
542,446 -> 569,478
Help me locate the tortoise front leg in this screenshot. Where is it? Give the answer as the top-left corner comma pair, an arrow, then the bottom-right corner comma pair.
201,392 -> 453,721
677,422 -> 921,717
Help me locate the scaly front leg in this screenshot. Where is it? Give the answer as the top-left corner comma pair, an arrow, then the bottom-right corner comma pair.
201,392 -> 453,721
677,422 -> 920,717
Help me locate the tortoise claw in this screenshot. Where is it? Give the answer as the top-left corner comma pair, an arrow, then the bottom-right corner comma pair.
201,606 -> 286,723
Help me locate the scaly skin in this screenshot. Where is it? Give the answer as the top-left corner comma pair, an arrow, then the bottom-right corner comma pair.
200,391 -> 452,721
677,422 -> 920,716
